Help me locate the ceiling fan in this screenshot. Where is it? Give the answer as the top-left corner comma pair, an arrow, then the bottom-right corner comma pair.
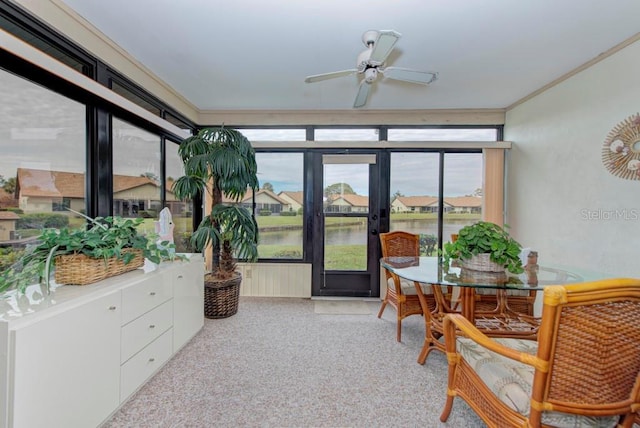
304,30 -> 438,108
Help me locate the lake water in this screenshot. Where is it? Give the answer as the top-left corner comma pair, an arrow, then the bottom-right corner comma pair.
259,218 -> 476,246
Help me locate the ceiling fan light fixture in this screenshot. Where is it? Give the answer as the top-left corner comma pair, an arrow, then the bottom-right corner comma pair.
364,68 -> 378,83
304,29 -> 438,108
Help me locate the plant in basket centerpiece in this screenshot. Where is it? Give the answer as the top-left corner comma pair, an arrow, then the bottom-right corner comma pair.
171,126 -> 259,319
0,213 -> 179,294
442,221 -> 524,274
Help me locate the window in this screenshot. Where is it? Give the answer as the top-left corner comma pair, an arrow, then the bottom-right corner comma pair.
389,152 -> 440,254
0,68 -> 86,266
315,128 -> 379,141
254,152 -> 304,259
112,117 -> 161,226
239,128 -> 306,141
443,153 -> 483,242
166,139 -> 194,252
387,128 -> 497,141
389,151 -> 483,254
52,198 -> 71,212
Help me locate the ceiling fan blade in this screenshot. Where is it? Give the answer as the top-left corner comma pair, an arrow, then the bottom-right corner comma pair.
304,69 -> 357,83
353,80 -> 372,108
369,30 -> 401,65
381,67 -> 438,85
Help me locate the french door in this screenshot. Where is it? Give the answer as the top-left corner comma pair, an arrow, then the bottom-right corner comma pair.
311,152 -> 385,297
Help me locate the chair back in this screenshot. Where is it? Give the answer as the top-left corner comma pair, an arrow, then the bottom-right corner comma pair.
530,278 -> 640,424
379,231 -> 420,258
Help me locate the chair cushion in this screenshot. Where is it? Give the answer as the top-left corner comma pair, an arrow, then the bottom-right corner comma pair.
387,277 -> 431,295
456,337 -> 619,428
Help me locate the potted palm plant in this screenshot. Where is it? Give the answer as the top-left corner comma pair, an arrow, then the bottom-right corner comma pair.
172,126 -> 259,319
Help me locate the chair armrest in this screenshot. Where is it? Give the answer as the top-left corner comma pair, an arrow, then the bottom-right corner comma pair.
443,314 -> 545,371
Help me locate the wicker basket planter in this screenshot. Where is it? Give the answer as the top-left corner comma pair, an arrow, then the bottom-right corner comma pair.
54,248 -> 144,285
204,272 -> 242,319
461,253 -> 505,273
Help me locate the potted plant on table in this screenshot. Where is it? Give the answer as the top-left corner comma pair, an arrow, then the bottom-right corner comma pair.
172,126 -> 259,319
0,214 -> 178,294
442,221 -> 524,275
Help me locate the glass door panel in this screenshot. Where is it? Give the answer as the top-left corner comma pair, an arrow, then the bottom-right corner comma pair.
323,218 -> 368,271
314,153 -> 378,296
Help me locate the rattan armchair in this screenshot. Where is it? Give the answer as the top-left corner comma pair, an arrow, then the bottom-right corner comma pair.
378,231 -> 433,342
440,278 -> 640,427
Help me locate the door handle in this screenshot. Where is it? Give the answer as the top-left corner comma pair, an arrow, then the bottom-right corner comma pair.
371,229 -> 378,235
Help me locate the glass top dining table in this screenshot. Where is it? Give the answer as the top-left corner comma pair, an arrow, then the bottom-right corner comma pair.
380,256 -> 610,291
380,256 -> 612,322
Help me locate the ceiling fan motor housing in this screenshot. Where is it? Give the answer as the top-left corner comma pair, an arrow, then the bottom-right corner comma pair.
364,67 -> 378,83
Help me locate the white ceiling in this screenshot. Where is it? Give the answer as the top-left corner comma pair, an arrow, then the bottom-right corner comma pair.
58,0 -> 640,111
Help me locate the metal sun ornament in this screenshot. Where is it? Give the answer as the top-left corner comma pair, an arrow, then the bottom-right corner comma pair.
602,113 -> 640,180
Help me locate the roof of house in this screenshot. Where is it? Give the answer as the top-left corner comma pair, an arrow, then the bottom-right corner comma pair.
0,211 -> 20,220
445,196 -> 482,208
278,191 -> 304,205
332,194 -> 369,207
394,196 -> 439,207
16,168 -> 171,198
222,188 -> 289,205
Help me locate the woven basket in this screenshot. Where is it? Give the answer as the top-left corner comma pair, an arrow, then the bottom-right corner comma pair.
461,253 -> 505,273
460,268 -> 507,284
204,272 -> 242,319
54,248 -> 144,285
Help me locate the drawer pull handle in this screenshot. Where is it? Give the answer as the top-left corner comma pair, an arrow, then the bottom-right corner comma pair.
108,306 -> 117,311
149,324 -> 155,329
177,275 -> 183,279
148,358 -> 155,363
149,292 -> 156,296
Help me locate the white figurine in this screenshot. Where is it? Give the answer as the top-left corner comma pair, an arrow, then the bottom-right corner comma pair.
154,207 -> 175,254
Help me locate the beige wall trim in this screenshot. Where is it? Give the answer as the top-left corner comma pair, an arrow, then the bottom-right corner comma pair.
198,109 -> 506,126
0,28 -> 185,137
482,149 -> 505,226
252,141 -> 512,150
507,32 -> 640,111
15,0 -> 199,122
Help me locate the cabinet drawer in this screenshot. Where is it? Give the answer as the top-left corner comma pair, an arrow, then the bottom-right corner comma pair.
120,329 -> 173,402
121,300 -> 173,363
121,275 -> 172,324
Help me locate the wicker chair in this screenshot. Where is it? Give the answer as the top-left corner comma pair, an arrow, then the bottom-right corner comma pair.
440,278 -> 640,428
378,231 -> 433,342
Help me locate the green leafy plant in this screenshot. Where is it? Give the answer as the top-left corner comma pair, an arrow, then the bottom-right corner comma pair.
0,215 -> 179,294
172,126 -> 259,280
442,221 -> 524,274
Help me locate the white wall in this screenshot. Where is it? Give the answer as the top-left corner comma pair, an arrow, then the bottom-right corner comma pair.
505,40 -> 640,277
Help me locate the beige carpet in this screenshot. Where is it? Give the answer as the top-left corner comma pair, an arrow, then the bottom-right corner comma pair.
313,300 -> 372,315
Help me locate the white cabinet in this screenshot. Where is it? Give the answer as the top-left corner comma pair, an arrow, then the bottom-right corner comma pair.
11,290 -> 121,428
173,260 -> 204,351
0,254 -> 204,428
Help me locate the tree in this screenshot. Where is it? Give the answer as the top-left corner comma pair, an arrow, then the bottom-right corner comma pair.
473,187 -> 483,197
1,177 -> 16,194
392,190 -> 404,199
262,182 -> 274,192
324,182 -> 355,197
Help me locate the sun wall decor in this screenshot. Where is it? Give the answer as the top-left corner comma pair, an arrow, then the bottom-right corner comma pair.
602,113 -> 640,180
